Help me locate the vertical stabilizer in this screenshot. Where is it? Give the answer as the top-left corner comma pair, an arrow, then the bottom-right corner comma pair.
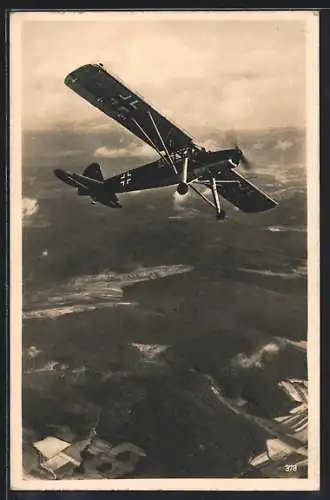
83,163 -> 103,181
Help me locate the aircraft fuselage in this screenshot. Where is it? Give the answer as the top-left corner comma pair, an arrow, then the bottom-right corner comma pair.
54,147 -> 241,208
105,147 -> 241,194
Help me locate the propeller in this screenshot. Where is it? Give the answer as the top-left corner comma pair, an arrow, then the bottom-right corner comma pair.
238,147 -> 252,170
225,131 -> 253,170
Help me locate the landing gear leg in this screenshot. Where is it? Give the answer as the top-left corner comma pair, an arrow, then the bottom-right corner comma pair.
210,177 -> 226,220
182,156 -> 189,184
177,156 -> 189,195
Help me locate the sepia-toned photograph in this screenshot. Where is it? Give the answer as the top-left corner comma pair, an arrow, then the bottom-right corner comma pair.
10,10 -> 319,491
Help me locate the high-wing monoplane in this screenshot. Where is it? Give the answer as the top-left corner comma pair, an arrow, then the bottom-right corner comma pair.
55,63 -> 278,220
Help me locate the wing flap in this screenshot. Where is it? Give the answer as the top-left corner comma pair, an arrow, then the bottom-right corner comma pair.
200,168 -> 278,213
65,64 -> 193,153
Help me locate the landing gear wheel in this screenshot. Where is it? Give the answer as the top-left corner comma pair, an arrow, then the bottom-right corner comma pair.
216,210 -> 226,221
177,182 -> 189,195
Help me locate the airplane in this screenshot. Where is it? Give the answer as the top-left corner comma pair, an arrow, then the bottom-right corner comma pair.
54,63 -> 278,220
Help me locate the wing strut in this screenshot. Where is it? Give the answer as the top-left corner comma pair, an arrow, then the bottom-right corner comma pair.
131,117 -> 171,167
189,184 -> 217,210
147,111 -> 178,175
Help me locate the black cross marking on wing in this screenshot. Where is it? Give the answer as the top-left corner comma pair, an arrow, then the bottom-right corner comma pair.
107,93 -> 140,121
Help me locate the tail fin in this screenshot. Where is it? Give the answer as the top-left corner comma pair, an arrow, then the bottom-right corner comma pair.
83,162 -> 104,181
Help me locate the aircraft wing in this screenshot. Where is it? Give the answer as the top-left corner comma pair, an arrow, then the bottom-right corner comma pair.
199,168 -> 278,213
65,64 -> 193,154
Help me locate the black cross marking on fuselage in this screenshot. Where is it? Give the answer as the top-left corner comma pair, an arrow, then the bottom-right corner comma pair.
120,171 -> 132,186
